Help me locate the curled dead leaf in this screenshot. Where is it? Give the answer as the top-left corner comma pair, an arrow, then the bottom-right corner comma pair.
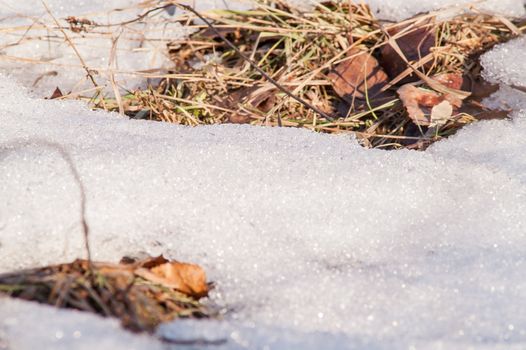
398,72 -> 469,126
398,84 -> 436,125
398,84 -> 445,126
136,260 -> 209,298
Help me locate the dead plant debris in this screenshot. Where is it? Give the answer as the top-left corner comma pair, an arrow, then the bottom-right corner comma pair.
0,255 -> 214,334
75,1 -> 522,149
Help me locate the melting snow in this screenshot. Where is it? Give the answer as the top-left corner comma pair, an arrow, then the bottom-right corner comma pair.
1,0 -> 526,349
0,0 -> 250,95
365,0 -> 525,22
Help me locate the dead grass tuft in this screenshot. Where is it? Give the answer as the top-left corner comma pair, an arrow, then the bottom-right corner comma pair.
3,0 -> 523,149
93,1 -> 520,149
0,256 -> 215,334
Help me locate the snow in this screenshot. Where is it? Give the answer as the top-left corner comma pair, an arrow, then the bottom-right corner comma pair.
482,85 -> 526,115
482,36 -> 526,89
481,36 -> 526,116
0,297 -> 165,350
2,71 -> 526,348
1,1 -> 526,349
0,0 -> 250,95
290,0 -> 525,22
364,0 -> 525,22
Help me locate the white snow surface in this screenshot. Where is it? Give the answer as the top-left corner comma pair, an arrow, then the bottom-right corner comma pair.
2,76 -> 526,348
2,1 -> 526,349
365,0 -> 525,22
0,0 -> 251,95
481,36 -> 526,89
0,297 -> 164,350
481,36 -> 526,116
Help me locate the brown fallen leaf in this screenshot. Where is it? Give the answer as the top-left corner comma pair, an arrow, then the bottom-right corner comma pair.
134,254 -> 170,268
398,71 -> 471,125
328,48 -> 391,107
124,254 -> 210,298
462,76 -> 499,100
136,260 -> 209,298
433,73 -> 465,109
435,69 -> 506,120
397,84 -> 444,125
0,257 -> 213,333
379,19 -> 436,82
434,72 -> 508,121
224,85 -> 277,124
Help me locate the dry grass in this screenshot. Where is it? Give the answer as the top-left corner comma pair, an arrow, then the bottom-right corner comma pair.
97,1 -> 521,149
2,0 -> 523,149
0,258 -> 214,334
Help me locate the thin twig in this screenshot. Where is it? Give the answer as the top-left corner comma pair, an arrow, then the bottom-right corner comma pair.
173,3 -> 335,121
0,140 -> 92,265
109,31 -> 125,115
40,0 -> 99,89
94,5 -> 173,27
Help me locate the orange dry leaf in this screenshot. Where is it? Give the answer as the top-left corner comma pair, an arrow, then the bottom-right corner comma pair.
398,72 -> 467,125
398,84 -> 434,125
398,84 -> 445,125
135,256 -> 209,298
433,72 -> 464,108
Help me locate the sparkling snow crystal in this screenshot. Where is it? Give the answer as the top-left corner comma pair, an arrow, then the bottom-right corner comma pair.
2,68 -> 526,347
365,0 -> 525,21
482,36 -> 526,88
1,0 -> 526,349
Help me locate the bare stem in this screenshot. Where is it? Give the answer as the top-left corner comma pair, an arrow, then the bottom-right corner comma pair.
0,139 -> 92,264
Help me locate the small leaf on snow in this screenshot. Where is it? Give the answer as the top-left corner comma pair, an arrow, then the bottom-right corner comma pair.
50,87 -> 63,99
